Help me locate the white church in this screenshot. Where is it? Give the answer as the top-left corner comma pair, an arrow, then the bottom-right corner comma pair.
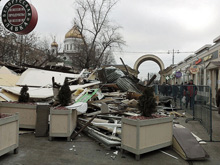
49,24 -> 83,71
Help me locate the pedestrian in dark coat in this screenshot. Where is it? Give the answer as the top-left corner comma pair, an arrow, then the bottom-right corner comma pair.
185,80 -> 197,109
216,88 -> 220,114
173,82 -> 179,106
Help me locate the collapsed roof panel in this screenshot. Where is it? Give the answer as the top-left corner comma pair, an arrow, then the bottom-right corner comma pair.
2,87 -> 53,99
16,68 -> 86,87
0,90 -> 18,102
0,66 -> 18,75
69,81 -> 101,91
0,66 -> 20,87
2,81 -> 101,99
0,74 -> 20,87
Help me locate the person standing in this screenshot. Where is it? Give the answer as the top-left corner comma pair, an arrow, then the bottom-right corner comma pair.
216,88 -> 220,114
185,80 -> 197,109
161,82 -> 166,96
173,82 -> 179,107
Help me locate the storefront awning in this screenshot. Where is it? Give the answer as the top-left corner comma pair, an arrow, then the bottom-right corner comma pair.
206,61 -> 220,70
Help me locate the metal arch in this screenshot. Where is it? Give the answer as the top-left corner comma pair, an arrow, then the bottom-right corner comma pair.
133,54 -> 165,72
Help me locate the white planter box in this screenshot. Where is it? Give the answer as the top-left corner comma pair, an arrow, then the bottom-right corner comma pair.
121,116 -> 173,160
49,108 -> 77,141
0,102 -> 37,129
0,113 -> 19,157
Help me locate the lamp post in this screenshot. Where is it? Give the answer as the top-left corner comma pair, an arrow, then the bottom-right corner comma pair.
168,49 -> 179,65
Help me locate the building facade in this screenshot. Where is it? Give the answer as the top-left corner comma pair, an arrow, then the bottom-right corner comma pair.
160,35 -> 220,106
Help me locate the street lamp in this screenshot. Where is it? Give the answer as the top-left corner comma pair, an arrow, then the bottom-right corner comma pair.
168,49 -> 179,65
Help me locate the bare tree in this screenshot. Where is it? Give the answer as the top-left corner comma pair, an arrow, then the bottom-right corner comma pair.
74,0 -> 125,69
0,23 -> 18,64
0,21 -> 62,67
100,49 -> 116,65
16,32 -> 39,65
37,36 -> 63,67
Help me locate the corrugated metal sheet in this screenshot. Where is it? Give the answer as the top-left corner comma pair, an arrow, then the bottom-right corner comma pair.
116,77 -> 141,94
105,67 -> 125,83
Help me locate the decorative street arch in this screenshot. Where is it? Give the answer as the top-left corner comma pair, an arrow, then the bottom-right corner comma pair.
133,54 -> 165,83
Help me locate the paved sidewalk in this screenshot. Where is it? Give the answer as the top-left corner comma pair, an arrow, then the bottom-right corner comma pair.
0,110 -> 220,165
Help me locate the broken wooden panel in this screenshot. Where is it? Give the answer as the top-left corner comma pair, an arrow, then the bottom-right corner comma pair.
173,127 -> 209,160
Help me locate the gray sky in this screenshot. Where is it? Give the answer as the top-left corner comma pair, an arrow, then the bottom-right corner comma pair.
1,0 -> 220,79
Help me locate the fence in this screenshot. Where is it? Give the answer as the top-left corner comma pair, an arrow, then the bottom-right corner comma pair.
154,84 -> 212,141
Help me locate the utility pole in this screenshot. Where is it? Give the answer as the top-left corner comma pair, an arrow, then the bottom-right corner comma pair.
168,49 -> 179,65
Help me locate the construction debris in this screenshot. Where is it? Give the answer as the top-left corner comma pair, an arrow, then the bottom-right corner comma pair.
0,64 -> 209,162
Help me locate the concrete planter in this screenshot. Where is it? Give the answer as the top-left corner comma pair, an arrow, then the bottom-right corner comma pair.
49,108 -> 77,141
0,102 -> 37,129
0,113 -> 19,157
121,116 -> 173,160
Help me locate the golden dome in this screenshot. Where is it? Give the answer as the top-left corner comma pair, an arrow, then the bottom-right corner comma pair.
65,25 -> 82,39
51,41 -> 58,47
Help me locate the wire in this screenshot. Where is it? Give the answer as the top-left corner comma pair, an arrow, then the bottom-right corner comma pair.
113,51 -> 194,54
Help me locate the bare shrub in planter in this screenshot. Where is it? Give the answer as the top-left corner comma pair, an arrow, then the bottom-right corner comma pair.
58,79 -> 71,106
138,86 -> 156,117
18,85 -> 29,103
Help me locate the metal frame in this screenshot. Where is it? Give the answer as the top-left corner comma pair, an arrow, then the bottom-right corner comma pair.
185,85 -> 212,142
155,84 -> 213,142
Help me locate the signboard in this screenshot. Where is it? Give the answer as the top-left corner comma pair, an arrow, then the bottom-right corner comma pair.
1,0 -> 38,35
195,58 -> 202,65
203,54 -> 212,62
165,76 -> 169,80
175,71 -> 182,78
189,65 -> 199,74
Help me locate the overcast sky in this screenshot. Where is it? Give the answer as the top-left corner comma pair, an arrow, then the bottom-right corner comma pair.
1,0 -> 220,79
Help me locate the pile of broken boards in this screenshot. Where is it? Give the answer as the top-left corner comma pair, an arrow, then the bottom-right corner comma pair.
69,66 -> 208,161
70,66 -> 173,146
0,65 -> 207,161
71,66 -> 145,147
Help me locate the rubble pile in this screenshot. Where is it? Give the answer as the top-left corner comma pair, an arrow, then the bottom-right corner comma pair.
64,66 -> 175,148
0,65 -> 208,161
0,65 -> 177,145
